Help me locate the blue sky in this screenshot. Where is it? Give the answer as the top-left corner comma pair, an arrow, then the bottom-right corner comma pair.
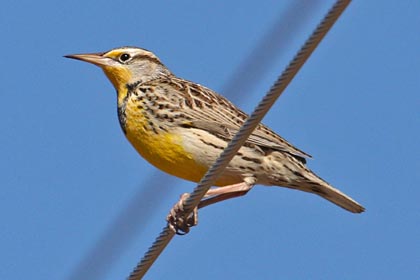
1,1 -> 419,279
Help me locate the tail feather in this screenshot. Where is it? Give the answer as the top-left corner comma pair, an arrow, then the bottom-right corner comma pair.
305,180 -> 365,213
266,152 -> 364,213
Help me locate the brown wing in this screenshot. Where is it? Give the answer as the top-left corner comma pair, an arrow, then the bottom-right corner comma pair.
152,76 -> 311,161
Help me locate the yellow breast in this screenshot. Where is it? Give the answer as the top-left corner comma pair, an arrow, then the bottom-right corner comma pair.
122,96 -> 209,183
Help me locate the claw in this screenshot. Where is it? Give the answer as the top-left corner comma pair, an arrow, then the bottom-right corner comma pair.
166,193 -> 198,235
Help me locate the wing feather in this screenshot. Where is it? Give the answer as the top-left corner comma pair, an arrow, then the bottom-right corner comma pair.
149,76 -> 311,161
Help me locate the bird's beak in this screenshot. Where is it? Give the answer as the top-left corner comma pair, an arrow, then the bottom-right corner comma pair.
64,52 -> 114,67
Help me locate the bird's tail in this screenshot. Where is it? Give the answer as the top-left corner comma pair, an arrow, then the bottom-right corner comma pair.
302,176 -> 365,213
269,153 -> 365,213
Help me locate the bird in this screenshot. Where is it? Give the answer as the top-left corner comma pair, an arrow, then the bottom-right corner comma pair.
65,46 -> 364,215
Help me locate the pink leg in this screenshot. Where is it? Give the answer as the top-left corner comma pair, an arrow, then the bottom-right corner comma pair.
167,182 -> 254,234
199,182 -> 254,208
205,182 -> 254,197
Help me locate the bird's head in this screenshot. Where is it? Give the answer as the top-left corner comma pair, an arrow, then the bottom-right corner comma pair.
65,47 -> 170,92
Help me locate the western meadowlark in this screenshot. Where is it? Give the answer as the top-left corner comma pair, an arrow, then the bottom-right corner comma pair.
65,46 -> 364,216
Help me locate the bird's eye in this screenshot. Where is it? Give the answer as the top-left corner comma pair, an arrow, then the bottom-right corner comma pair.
119,53 -> 131,63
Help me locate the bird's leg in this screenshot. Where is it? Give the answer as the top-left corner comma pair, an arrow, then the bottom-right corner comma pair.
167,181 -> 254,235
203,182 -> 254,196
199,182 -> 254,209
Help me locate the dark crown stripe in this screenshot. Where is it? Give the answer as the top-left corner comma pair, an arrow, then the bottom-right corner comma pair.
133,54 -> 163,66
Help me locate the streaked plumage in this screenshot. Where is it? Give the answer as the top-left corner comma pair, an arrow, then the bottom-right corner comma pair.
65,46 -> 364,213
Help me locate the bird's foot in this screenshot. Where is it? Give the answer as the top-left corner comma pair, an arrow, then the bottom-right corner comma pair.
166,193 -> 198,235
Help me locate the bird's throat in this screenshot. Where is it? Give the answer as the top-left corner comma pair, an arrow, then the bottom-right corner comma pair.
102,65 -> 132,93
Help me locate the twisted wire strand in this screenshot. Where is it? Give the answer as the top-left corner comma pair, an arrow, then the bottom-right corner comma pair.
128,0 -> 351,278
